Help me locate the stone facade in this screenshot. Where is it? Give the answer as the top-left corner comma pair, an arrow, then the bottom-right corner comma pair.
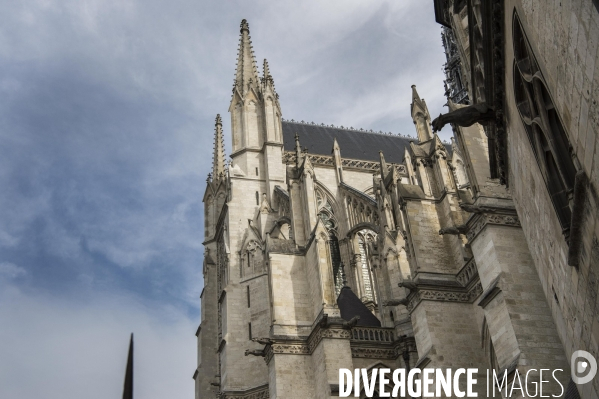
195,5 -> 597,396
433,0 -> 599,397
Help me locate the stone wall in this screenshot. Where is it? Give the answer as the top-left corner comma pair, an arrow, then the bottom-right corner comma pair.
504,0 -> 599,396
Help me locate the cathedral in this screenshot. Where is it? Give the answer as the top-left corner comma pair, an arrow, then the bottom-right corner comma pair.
196,1 -> 599,397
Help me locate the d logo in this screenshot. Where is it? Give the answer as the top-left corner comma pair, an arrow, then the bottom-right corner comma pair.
571,350 -> 597,385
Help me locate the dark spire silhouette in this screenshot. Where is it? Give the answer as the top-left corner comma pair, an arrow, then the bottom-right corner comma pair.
122,333 -> 133,399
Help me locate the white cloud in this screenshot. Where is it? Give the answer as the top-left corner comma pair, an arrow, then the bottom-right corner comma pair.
0,0 -> 452,397
0,262 -> 26,279
0,285 -> 196,399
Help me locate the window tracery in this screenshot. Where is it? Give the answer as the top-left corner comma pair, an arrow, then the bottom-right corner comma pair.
316,189 -> 342,294
356,229 -> 378,304
512,12 -> 577,236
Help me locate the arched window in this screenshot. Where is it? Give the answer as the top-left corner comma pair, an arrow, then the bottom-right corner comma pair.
513,12 -> 577,236
316,189 -> 343,295
356,229 -> 377,303
233,103 -> 242,149
241,240 -> 263,278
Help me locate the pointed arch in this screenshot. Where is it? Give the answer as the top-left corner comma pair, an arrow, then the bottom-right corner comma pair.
314,185 -> 344,295
240,239 -> 265,278
355,228 -> 378,303
315,185 -> 340,237
233,102 -> 243,150
269,216 -> 292,240
314,182 -> 342,217
246,100 -> 259,147
481,317 -> 499,372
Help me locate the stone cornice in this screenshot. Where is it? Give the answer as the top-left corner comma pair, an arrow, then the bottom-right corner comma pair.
350,336 -> 417,360
465,212 -> 520,242
262,318 -> 411,364
219,384 -> 269,399
406,278 -> 483,313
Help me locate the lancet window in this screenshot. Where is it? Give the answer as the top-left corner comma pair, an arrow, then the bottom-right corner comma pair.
316,189 -> 343,295
241,239 -> 264,278
512,12 -> 577,236
356,229 -> 377,303
216,237 -> 227,342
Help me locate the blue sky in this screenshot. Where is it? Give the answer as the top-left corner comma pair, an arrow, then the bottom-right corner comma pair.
0,1 -> 449,398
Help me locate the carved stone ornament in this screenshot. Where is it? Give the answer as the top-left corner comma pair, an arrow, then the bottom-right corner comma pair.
351,347 -> 396,359
259,193 -> 273,214
406,281 -> 483,313
431,102 -> 496,132
466,213 -> 520,242
271,344 -> 310,355
282,151 -> 406,174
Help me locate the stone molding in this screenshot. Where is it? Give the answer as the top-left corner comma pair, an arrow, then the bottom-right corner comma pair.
283,151 -> 407,174
262,322 -> 413,364
263,323 -> 352,364
219,384 -> 269,399
407,281 -> 483,313
350,336 -> 417,360
350,347 -> 396,359
465,212 -> 520,242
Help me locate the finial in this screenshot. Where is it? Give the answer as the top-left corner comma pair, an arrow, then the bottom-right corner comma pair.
263,59 -> 271,78
234,18 -> 259,93
212,114 -> 226,180
240,19 -> 249,33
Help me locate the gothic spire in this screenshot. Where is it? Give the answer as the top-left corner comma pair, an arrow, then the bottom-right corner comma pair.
234,19 -> 260,93
410,84 -> 428,113
411,84 -> 421,102
261,58 -> 279,99
212,114 -> 226,180
122,333 -> 133,399
410,85 -> 433,142
263,59 -> 271,81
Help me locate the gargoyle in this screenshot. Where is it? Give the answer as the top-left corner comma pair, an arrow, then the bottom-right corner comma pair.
384,298 -> 409,306
342,316 -> 360,329
251,337 -> 273,345
432,102 -> 496,132
438,225 -> 468,235
244,349 -> 265,357
398,280 -> 418,293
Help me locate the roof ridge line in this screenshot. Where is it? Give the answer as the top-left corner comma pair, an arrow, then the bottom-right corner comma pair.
281,118 -> 452,144
281,118 -> 414,139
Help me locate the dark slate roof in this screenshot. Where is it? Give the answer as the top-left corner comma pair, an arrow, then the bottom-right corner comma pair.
336,286 -> 381,327
283,121 -> 413,164
282,121 -> 451,163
